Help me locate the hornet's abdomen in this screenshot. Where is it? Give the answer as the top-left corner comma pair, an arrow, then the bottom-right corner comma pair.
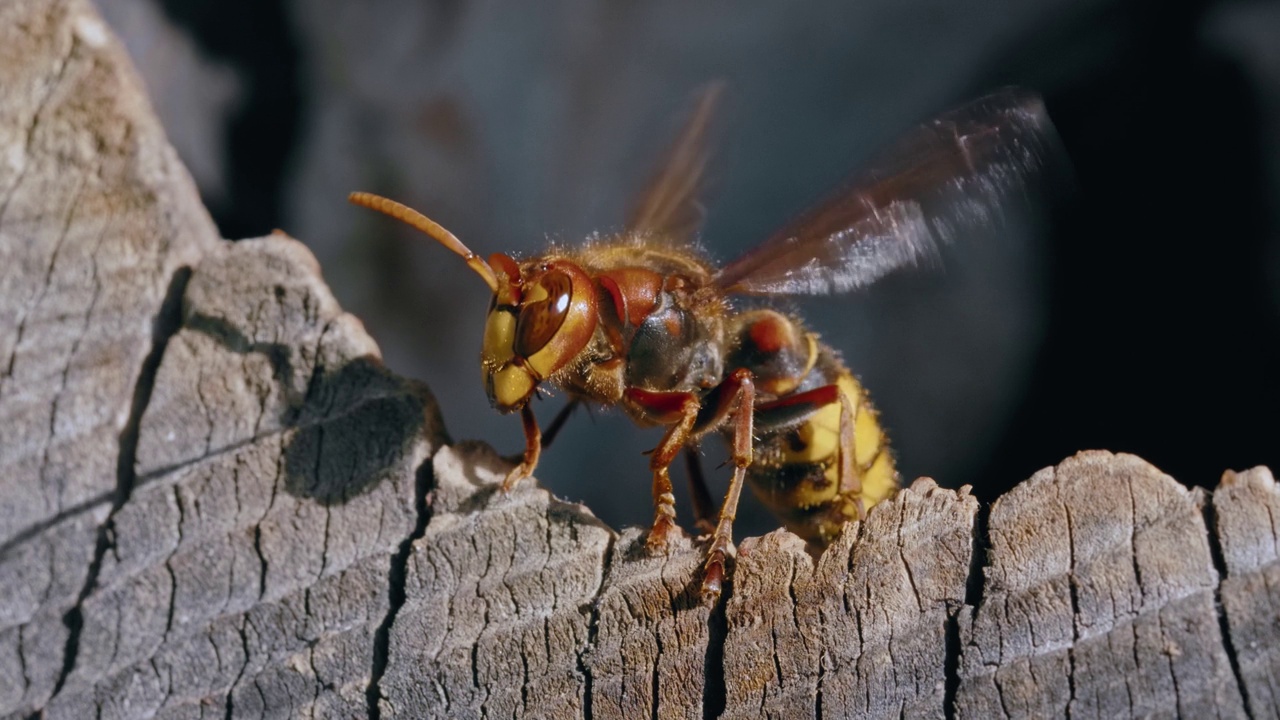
750,369 -> 897,545
726,310 -> 898,546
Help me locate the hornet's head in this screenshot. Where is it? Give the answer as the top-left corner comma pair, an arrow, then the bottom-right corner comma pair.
479,253 -> 598,411
349,192 -> 598,412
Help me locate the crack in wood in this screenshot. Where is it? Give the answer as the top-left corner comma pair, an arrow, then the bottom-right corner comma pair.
1203,493 -> 1256,720
49,265 -> 191,702
947,496 -> 989,720
162,483 -> 183,645
34,178 -> 90,511
580,528 -> 615,720
365,459 -> 434,720
701,561 -> 729,720
1063,493 -> 1080,720
943,603 -> 962,720
223,616 -> 252,720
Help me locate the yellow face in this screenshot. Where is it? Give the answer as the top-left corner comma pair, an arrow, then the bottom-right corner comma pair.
481,304 -> 535,411
480,256 -> 599,412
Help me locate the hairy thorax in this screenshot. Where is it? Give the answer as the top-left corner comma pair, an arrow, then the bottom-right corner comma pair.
551,237 -> 728,423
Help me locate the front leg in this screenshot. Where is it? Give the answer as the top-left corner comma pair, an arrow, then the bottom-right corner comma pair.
624,387 -> 702,552
627,370 -> 756,600
501,404 -> 541,491
502,399 -> 578,492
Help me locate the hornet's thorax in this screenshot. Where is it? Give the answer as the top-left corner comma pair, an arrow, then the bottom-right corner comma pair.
349,84 -> 1062,601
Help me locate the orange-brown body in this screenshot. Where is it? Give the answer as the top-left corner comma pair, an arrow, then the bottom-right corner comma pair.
482,234 -> 898,552
349,86 -> 1059,600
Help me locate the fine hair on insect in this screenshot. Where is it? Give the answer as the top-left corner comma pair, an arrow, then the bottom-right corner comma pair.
350,85 -> 1063,601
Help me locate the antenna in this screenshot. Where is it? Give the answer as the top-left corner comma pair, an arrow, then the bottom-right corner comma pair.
349,191 -> 500,293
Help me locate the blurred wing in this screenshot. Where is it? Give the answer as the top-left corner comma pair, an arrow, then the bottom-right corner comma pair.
714,88 -> 1063,296
626,82 -> 724,242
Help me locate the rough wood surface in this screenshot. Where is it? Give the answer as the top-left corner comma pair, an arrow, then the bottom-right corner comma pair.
1,2 -> 1276,718
955,451 -> 1245,719
1,0 -> 215,714
1213,466 -> 1280,718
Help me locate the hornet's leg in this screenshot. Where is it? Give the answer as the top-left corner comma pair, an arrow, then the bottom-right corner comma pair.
837,388 -> 866,520
624,388 -> 702,552
501,404 -> 541,491
682,446 -> 716,534
696,368 -> 755,602
541,399 -> 580,450
756,383 -> 868,525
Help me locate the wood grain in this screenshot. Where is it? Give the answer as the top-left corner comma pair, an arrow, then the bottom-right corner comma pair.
0,1 -> 1274,717
956,451 -> 1245,719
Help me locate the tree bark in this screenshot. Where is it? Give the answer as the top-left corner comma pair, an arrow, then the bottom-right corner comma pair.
1,1 -> 1275,718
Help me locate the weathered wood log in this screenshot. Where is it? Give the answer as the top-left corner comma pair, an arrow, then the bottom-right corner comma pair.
1,2 -> 1276,718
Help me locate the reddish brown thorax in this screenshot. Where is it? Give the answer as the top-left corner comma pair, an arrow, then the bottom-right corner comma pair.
349,85 -> 1057,601
596,267 -> 663,328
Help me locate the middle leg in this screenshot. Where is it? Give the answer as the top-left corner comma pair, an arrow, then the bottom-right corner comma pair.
541,398 -> 580,450
696,368 -> 755,602
624,387 -> 702,552
682,446 -> 716,534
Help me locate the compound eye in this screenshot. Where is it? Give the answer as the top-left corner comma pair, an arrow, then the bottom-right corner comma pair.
514,270 -> 573,357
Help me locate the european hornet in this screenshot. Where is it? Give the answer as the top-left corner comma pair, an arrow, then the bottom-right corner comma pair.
350,86 -> 1060,600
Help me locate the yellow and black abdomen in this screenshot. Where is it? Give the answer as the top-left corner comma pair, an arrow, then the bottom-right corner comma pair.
748,363 -> 898,546
725,309 -> 898,546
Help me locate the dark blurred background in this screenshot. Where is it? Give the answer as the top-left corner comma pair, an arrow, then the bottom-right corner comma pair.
96,0 -> 1280,538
